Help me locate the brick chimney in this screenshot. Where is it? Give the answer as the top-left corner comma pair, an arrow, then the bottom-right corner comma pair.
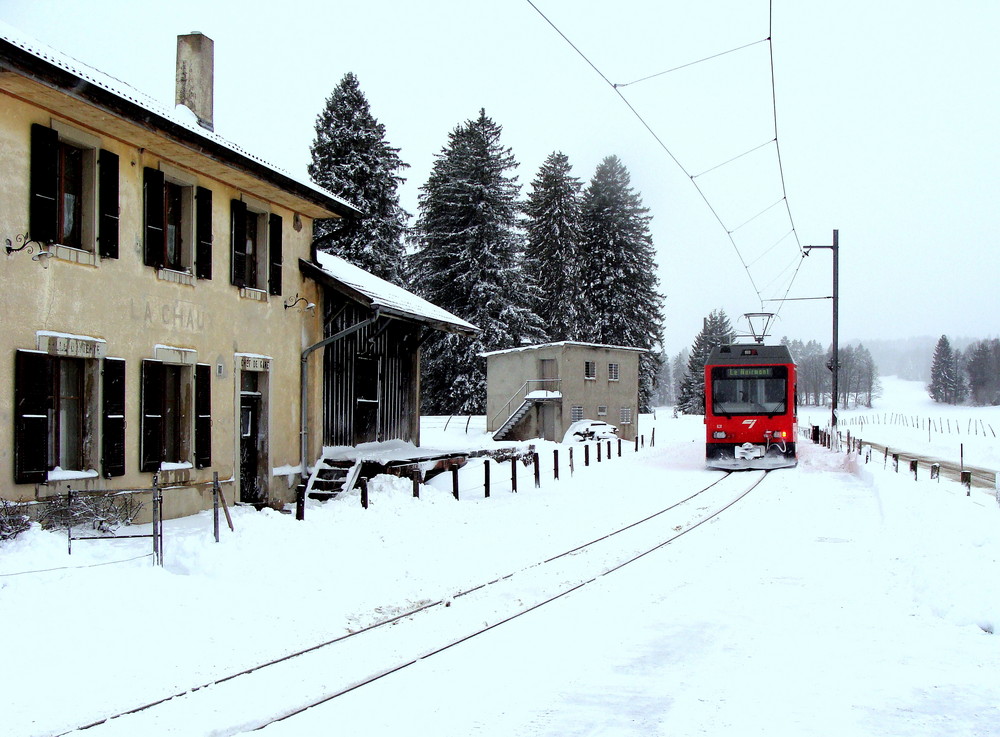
175,33 -> 214,132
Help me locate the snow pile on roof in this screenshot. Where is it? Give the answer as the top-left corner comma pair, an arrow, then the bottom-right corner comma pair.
0,20 -> 355,214
313,250 -> 478,334
482,341 -> 648,357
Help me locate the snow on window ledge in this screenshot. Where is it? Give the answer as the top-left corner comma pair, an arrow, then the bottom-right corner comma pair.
47,468 -> 99,481
160,461 -> 193,471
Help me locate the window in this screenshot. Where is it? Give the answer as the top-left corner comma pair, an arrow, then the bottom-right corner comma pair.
14,350 -> 124,483
597,405 -> 608,417
143,167 -> 212,278
584,361 -> 597,380
620,407 -> 634,425
608,363 -> 620,381
30,123 -> 119,257
571,405 -> 584,422
231,199 -> 282,294
140,358 -> 211,472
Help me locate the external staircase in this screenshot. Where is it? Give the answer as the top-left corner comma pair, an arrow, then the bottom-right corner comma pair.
305,456 -> 362,500
491,380 -> 561,441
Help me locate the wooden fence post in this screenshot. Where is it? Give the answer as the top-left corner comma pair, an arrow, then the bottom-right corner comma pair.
451,465 -> 460,500
584,444 -> 590,467
511,457 -> 518,493
361,477 -> 369,509
553,449 -> 559,481
484,461 -> 491,498
533,452 -> 541,488
412,469 -> 421,499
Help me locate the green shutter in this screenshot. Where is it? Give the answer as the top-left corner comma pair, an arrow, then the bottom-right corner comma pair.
195,187 -> 213,279
102,358 -> 126,478
29,124 -> 58,244
14,350 -> 51,484
230,199 -> 247,287
195,363 -> 212,469
98,150 -> 120,259
143,167 -> 165,268
140,359 -> 164,472
268,213 -> 282,295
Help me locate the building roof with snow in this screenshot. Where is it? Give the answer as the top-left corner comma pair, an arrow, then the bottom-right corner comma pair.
0,20 -> 359,220
481,341 -> 648,358
302,252 -> 479,336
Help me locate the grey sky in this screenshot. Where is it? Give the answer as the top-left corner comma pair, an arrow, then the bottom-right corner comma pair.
4,0 -> 997,355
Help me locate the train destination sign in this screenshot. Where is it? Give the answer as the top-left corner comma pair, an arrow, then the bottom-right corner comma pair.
725,367 -> 774,379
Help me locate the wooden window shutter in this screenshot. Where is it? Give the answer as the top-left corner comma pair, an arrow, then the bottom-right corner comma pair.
268,213 -> 283,295
29,124 -> 58,244
98,149 -> 120,259
14,350 -> 52,484
230,199 -> 248,287
101,357 -> 126,478
140,359 -> 164,473
143,167 -> 165,268
194,363 -> 212,469
195,186 -> 213,280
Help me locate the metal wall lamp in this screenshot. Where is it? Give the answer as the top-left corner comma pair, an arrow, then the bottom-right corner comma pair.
283,293 -> 315,313
5,233 -> 51,268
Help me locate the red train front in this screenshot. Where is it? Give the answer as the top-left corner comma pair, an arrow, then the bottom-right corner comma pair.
704,344 -> 797,469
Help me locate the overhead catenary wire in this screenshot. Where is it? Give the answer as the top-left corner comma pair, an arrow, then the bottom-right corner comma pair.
525,0 -> 809,313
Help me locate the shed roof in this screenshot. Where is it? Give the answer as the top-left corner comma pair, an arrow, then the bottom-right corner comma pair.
0,21 -> 359,219
301,252 -> 479,336
481,341 -> 648,358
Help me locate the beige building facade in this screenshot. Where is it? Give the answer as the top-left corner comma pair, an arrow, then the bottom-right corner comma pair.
484,342 -> 645,443
0,27 -> 474,520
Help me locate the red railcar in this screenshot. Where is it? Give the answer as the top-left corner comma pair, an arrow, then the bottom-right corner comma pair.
704,344 -> 797,470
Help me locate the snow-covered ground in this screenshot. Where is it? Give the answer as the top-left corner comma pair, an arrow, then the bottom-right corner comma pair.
2,378 -> 999,736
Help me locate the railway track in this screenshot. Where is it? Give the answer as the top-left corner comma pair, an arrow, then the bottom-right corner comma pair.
862,441 -> 997,490
55,470 -> 769,737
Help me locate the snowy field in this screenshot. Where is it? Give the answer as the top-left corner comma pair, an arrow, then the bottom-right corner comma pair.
2,377 -> 999,736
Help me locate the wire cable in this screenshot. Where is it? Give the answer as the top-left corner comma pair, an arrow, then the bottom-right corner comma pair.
525,0 -> 807,313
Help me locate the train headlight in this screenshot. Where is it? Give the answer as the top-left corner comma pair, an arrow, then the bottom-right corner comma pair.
712,431 -> 727,439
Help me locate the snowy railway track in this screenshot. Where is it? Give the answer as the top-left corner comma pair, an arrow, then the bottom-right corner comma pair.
54,470 -> 769,737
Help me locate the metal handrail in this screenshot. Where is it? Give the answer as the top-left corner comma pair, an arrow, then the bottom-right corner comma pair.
491,379 -> 562,428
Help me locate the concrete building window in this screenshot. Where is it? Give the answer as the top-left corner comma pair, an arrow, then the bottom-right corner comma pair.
231,198 -> 282,294
598,405 -> 608,416
30,122 -> 119,259
584,361 -> 597,380
144,165 -> 212,279
620,407 -> 633,425
608,363 -> 620,381
571,405 -> 584,422
13,349 -> 113,483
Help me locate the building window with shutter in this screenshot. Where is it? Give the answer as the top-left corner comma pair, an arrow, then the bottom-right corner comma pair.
30,122 -> 119,259
584,361 -> 597,380
230,198 -> 281,296
14,350 -> 118,483
608,363 -> 620,381
143,165 -> 212,280
141,359 -> 194,471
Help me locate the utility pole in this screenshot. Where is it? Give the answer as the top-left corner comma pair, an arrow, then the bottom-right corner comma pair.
804,229 -> 840,436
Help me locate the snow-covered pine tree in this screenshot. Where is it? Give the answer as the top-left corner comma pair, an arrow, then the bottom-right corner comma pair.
676,309 -> 734,414
524,151 -> 584,342
928,335 -> 957,403
308,72 -> 409,284
409,110 -> 545,414
578,155 -> 665,411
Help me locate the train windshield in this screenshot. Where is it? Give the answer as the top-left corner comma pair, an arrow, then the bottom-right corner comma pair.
711,365 -> 788,416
